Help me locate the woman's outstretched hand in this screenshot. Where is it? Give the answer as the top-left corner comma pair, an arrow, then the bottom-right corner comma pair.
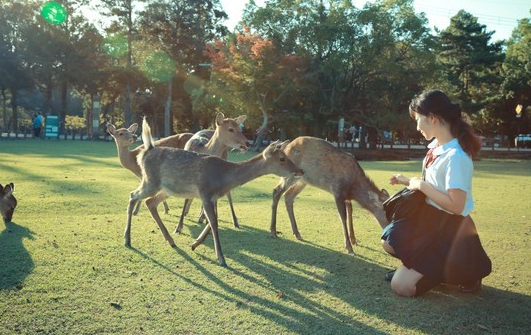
390,174 -> 410,186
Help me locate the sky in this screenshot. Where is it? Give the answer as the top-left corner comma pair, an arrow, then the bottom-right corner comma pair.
219,0 -> 531,41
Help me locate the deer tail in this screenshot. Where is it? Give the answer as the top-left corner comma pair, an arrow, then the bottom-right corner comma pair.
142,117 -> 154,150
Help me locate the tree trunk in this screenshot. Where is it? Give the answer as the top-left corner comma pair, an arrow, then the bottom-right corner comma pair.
61,79 -> 68,135
253,108 -> 268,151
1,88 -> 7,129
164,79 -> 173,136
9,88 -> 18,133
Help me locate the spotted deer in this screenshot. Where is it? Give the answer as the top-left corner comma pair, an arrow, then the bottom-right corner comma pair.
270,136 -> 389,254
1,183 -> 17,223
174,113 -> 248,234
107,122 -> 194,214
125,118 -> 303,267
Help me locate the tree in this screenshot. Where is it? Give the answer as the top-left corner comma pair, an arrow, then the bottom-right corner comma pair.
98,0 -> 145,126
205,28 -> 310,149
0,1 -> 37,132
436,10 -> 504,115
137,0 -> 228,135
242,0 -> 436,144
501,15 -> 531,142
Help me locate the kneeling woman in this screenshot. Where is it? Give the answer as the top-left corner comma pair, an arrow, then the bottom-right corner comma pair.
382,90 -> 491,297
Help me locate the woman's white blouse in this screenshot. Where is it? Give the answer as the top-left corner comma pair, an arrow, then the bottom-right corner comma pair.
423,138 -> 474,216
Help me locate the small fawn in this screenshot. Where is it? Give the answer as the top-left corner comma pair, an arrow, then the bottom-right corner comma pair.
125,118 -> 303,267
175,113 -> 248,234
270,136 -> 389,254
0,183 -> 17,223
107,122 -> 194,214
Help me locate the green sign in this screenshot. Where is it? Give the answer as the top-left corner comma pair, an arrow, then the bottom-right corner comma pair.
45,115 -> 59,139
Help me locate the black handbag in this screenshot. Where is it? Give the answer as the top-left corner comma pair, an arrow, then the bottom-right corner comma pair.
382,187 -> 426,222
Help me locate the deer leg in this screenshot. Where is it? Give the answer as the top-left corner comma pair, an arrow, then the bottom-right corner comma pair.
125,183 -> 158,247
346,200 -> 356,245
146,193 -> 176,247
192,200 -> 226,267
270,179 -> 287,238
163,200 -> 170,214
197,206 -> 206,224
180,198 -> 192,216
133,201 -> 142,215
175,198 -> 192,234
191,203 -> 217,248
125,194 -> 140,247
284,182 -> 307,240
226,191 -> 239,228
191,222 -> 211,250
335,196 -> 353,254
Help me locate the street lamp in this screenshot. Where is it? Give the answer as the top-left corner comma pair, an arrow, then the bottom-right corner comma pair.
515,104 -> 523,149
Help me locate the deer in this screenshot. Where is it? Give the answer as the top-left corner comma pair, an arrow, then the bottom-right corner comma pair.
107,122 -> 195,214
125,118 -> 304,267
269,136 -> 390,254
174,113 -> 248,234
1,183 -> 17,223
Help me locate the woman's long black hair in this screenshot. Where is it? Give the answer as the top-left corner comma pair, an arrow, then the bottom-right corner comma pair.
409,90 -> 482,159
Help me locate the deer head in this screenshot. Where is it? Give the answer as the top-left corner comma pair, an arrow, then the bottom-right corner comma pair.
262,140 -> 304,178
214,113 -> 248,151
107,123 -> 139,148
1,183 -> 17,223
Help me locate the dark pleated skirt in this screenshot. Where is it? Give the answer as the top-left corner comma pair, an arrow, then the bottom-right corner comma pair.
381,203 -> 492,285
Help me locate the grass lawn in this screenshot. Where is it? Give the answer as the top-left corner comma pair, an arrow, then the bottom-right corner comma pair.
1,139 -> 530,335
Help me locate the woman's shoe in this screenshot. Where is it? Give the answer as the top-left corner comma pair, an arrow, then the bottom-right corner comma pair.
459,279 -> 482,293
384,270 -> 396,282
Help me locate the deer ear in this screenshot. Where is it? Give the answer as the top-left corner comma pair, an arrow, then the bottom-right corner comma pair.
128,123 -> 139,133
4,183 -> 14,195
216,113 -> 225,126
0,184 -> 4,195
235,115 -> 247,125
262,142 -> 276,158
107,124 -> 116,135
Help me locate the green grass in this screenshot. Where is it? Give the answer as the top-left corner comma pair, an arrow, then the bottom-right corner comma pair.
1,139 -> 530,335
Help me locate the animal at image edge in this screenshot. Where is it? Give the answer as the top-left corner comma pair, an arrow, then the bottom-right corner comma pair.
125,118 -> 304,267
270,136 -> 390,254
0,183 -> 17,223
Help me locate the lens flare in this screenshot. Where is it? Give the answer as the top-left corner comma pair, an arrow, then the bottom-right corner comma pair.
41,1 -> 67,25
140,52 -> 176,83
102,34 -> 128,58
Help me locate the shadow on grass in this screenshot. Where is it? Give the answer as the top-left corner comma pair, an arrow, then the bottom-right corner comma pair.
129,223 -> 531,334
0,222 -> 35,291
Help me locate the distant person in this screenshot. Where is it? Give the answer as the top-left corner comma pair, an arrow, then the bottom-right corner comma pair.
381,90 -> 491,297
33,114 -> 43,138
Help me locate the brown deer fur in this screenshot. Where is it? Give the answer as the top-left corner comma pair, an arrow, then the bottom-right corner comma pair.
175,113 -> 248,233
125,118 -> 303,267
270,136 -> 389,254
107,122 -> 194,214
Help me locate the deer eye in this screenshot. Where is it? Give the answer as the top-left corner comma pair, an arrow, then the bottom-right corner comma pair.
280,157 -> 285,162
228,128 -> 234,133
